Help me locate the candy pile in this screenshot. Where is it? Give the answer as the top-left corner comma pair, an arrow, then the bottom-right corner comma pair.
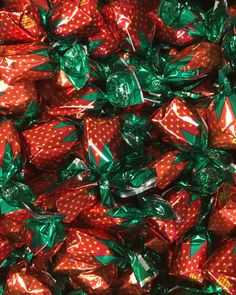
0,0 -> 236,294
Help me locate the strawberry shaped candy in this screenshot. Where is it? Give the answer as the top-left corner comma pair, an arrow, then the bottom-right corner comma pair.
0,81 -> 38,116
151,98 -> 208,151
84,116 -> 121,166
166,42 -> 222,84
150,149 -> 190,189
51,0 -> 101,38
22,119 -> 80,170
146,189 -> 202,250
0,209 -> 31,247
0,8 -> 45,43
46,86 -> 100,120
88,20 -> 120,57
169,229 -> 211,284
102,0 -> 155,53
0,41 -> 89,90
208,74 -> 236,149
208,183 -> 236,237
54,180 -> 98,223
203,238 -> 236,295
0,43 -> 54,85
65,228 -> 115,267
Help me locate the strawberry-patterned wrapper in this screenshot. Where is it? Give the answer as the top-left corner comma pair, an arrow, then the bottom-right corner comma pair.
83,115 -> 122,163
0,40 -> 89,90
4,263 -> 59,295
101,0 -> 155,53
0,7 -> 46,44
53,179 -> 98,223
151,97 -> 208,151
169,228 -> 211,285
146,189 -> 202,252
0,43 -> 54,84
0,81 -> 38,116
55,227 -> 159,289
203,238 -> 236,295
166,42 -> 222,84
50,0 -> 102,38
148,0 -> 227,46
44,86 -> 100,120
22,119 -> 80,170
208,73 -> 236,149
0,209 -> 32,247
87,18 -> 120,57
150,149 -> 190,190
208,183 -> 236,237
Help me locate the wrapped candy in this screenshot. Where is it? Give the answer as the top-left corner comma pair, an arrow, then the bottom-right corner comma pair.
203,238 -> 236,295
0,81 -> 38,116
169,228 -> 212,285
0,41 -> 89,90
0,6 -> 46,43
149,0 -> 228,45
208,183 -> 236,237
22,119 -> 80,170
0,0 -> 235,294
101,0 -> 155,53
208,72 -> 236,149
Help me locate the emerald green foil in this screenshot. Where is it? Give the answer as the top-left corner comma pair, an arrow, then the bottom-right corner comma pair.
26,214 -> 66,251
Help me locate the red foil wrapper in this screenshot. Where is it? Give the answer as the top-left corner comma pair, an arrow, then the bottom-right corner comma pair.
208,183 -> 236,237
45,86 -> 99,120
83,116 -> 122,163
208,93 -> 236,149
0,43 -> 53,84
5,264 -> 55,295
0,81 -> 38,116
152,97 -> 207,150
22,119 -> 80,170
0,209 -> 31,247
150,149 -> 189,189
203,238 -> 236,295
169,232 -> 210,284
55,228 -> 117,292
145,189 -> 202,253
55,181 -> 98,223
0,7 -> 46,43
80,202 -> 125,231
51,0 -> 101,38
171,42 -> 222,80
102,0 -> 154,52
69,264 -> 117,294
88,20 -> 120,57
